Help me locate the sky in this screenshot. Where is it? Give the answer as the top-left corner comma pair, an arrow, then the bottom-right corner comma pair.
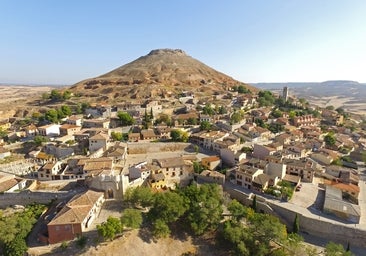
0,0 -> 365,85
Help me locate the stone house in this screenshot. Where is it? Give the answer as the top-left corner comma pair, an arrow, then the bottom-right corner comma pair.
38,124 -> 60,137
201,156 -> 222,171
252,144 -> 277,160
292,115 -> 319,127
141,129 -> 160,141
230,165 -> 264,190
89,132 -> 110,153
197,170 -> 225,185
47,190 -> 105,244
83,119 -> 110,129
59,124 -> 82,136
283,158 -> 315,182
38,161 -> 63,181
66,115 -> 83,126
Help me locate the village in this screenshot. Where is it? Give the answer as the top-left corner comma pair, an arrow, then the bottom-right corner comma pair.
0,85 -> 366,253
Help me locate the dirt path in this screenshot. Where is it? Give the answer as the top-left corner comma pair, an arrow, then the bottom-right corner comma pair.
82,229 -> 196,256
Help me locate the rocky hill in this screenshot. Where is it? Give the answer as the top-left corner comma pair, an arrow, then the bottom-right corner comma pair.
70,49 -> 257,102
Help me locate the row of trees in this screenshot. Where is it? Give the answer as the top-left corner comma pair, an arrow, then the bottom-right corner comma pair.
96,184 -> 353,255
42,89 -> 72,102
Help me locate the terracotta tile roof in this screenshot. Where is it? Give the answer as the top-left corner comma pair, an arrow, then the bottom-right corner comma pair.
83,159 -> 113,173
157,157 -> 186,168
330,182 -> 360,194
0,178 -> 19,192
253,173 -> 270,186
90,132 -> 109,140
48,190 -> 104,226
201,156 -> 221,163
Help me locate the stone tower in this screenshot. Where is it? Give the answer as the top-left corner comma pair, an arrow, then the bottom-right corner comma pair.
282,86 -> 289,101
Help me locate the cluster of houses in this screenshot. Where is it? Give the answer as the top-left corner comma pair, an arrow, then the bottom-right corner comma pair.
0,88 -> 366,243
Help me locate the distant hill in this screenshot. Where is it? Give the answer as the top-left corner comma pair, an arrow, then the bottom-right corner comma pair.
70,49 -> 257,102
253,80 -> 366,115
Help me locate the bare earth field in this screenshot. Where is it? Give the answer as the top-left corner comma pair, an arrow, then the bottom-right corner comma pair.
307,95 -> 366,116
0,85 -> 52,119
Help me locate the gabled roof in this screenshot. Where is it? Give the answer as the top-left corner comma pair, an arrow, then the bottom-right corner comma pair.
90,132 -> 109,140
201,156 -> 221,163
252,173 -> 270,186
0,178 -> 20,192
157,157 -> 186,168
48,190 -> 104,226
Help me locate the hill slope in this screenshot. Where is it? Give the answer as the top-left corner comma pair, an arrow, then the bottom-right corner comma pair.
71,49 -> 256,102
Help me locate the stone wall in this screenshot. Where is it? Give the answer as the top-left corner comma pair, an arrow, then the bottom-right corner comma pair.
127,142 -> 192,154
268,202 -> 366,247
0,190 -> 73,208
226,187 -> 366,248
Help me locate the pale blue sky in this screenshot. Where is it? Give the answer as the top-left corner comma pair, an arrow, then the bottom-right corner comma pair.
0,0 -> 365,85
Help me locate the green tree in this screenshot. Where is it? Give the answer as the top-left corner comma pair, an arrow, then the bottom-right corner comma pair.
200,120 -> 211,131
325,241 -> 353,256
111,131 -> 123,141
222,221 -> 250,256
97,216 -> 123,241
326,105 -> 335,111
50,89 -> 62,101
193,145 -> 199,153
230,112 -> 243,124
117,111 -> 135,126
193,161 -> 203,174
62,90 -> 72,100
152,219 -> 170,238
0,128 -> 7,139
121,208 -> 142,229
251,195 -> 257,212
33,135 -> 49,146
202,104 -> 215,116
182,184 -> 223,235
293,213 -> 300,233
45,109 -> 59,123
258,90 -> 275,107
124,186 -> 154,208
238,85 -> 249,94
272,109 -> 283,118
149,191 -> 186,224
324,133 -> 336,146
228,199 -> 247,222
218,106 -> 227,114
60,105 -> 72,116
268,123 -> 284,134
3,235 -> 28,256
150,107 -> 154,120
170,129 -> 189,142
